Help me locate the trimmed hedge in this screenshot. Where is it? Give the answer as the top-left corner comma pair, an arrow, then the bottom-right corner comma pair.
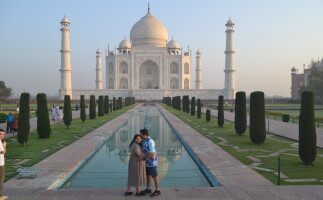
90,95 -> 96,119
299,91 -> 316,165
282,114 -> 290,123
234,91 -> 247,136
36,93 -> 51,138
18,93 -> 30,146
191,97 -> 195,116
218,95 -> 224,127
118,97 -> 123,109
249,91 -> 266,144
98,96 -> 104,116
64,95 -> 72,128
104,96 -> 109,114
206,109 -> 211,122
197,98 -> 201,119
80,95 -> 86,122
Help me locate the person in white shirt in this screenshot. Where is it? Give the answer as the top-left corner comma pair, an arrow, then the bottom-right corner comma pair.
0,129 -> 8,200
51,106 -> 56,121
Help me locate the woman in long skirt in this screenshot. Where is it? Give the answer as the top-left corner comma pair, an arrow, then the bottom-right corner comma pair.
125,134 -> 146,196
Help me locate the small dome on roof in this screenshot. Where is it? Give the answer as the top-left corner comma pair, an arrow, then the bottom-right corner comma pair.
61,16 -> 70,24
196,49 -> 201,55
167,39 -> 180,49
119,39 -> 131,49
291,66 -> 296,72
96,48 -> 102,54
226,18 -> 234,26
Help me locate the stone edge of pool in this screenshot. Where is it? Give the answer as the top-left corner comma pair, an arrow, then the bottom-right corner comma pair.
4,104 -> 142,190
157,104 -> 273,187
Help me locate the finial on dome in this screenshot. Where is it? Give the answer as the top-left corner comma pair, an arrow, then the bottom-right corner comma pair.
148,2 -> 150,13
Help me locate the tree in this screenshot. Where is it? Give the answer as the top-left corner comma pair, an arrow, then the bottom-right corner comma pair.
299,91 -> 316,165
307,62 -> 323,102
90,95 -> 96,119
197,98 -> 201,119
36,93 -> 51,138
249,91 -> 266,144
234,92 -> 247,136
0,81 -> 13,111
98,96 -> 104,116
18,93 -> 30,146
80,95 -> 86,122
64,95 -> 72,128
118,97 -> 123,109
218,95 -> 224,127
206,109 -> 211,122
191,97 -> 196,116
113,97 -> 116,111
104,96 -> 109,114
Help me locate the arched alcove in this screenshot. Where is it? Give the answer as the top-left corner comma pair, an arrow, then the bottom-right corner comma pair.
184,78 -> 189,89
170,62 -> 179,74
108,62 -> 114,74
184,63 -> 189,74
139,60 -> 159,89
170,78 -> 179,89
119,62 -> 128,74
119,78 -> 128,89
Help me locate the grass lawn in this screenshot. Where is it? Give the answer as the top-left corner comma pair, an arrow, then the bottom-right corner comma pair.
161,104 -> 323,186
4,104 -> 136,182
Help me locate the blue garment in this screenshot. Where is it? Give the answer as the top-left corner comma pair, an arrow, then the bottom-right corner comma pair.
6,115 -> 14,123
141,137 -> 158,167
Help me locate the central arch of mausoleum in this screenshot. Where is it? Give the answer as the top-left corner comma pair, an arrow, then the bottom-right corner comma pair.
139,60 -> 159,89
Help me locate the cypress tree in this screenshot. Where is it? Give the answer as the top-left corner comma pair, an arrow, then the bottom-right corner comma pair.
64,95 -> 72,128
104,96 -> 109,114
98,96 -> 104,116
249,91 -> 266,144
186,96 -> 190,114
36,93 -> 51,138
191,97 -> 195,116
234,91 -> 247,136
90,95 -> 96,119
113,97 -> 116,111
218,95 -> 224,127
118,97 -> 123,109
18,93 -> 30,146
299,91 -> 316,165
80,95 -> 86,122
197,98 -> 201,119
206,109 -> 211,122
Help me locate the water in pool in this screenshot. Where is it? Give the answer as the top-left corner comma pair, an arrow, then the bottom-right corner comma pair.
62,105 -> 211,189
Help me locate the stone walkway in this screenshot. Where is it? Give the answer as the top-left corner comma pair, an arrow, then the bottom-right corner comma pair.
2,104 -> 323,199
0,109 -> 88,139
203,107 -> 323,148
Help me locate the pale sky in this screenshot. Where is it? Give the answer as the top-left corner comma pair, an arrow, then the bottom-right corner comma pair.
1,0 -> 323,98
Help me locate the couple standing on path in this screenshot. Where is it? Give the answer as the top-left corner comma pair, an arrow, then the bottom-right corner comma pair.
125,128 -> 161,197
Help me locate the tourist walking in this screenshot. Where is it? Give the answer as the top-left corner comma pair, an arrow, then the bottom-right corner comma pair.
51,106 -> 56,121
12,113 -> 18,134
140,128 -> 161,197
0,129 -> 8,200
125,134 -> 146,196
58,106 -> 64,121
5,113 -> 14,134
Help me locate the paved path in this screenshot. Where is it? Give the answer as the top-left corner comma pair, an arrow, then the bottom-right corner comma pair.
0,109 -> 88,139
203,107 -> 323,148
3,104 -> 323,199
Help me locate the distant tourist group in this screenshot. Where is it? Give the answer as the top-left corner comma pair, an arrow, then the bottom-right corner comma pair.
125,128 -> 161,197
5,113 -> 18,135
51,105 -> 63,121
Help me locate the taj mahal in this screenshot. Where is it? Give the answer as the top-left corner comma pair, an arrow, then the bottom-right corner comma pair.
59,6 -> 236,100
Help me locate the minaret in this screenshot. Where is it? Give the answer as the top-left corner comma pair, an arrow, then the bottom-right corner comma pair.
95,48 -> 103,89
224,18 -> 236,98
195,49 -> 202,89
59,16 -> 72,99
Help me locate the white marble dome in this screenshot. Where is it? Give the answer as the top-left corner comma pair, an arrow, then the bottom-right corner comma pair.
119,39 -> 131,49
167,39 -> 179,49
61,17 -> 70,24
130,13 -> 168,47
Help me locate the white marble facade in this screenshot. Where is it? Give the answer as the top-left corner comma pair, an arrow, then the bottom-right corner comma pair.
59,8 -> 236,100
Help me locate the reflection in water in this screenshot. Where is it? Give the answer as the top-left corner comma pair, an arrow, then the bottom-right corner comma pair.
63,106 -> 210,189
